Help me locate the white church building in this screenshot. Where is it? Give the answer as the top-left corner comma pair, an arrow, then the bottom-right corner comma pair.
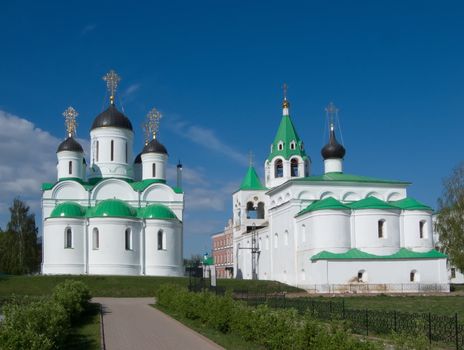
41,71 -> 184,276
233,97 -> 449,293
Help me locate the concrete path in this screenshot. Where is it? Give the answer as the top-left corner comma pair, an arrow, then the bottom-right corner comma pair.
94,298 -> 224,350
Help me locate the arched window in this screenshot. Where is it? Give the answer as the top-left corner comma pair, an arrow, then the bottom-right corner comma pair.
68,161 -> 72,175
265,235 -> 269,250
125,228 -> 132,250
257,202 -> 265,219
92,228 -> 99,250
290,141 -> 296,150
275,159 -> 283,178
246,202 -> 257,219
157,230 -> 166,250
64,227 -> 72,248
125,142 -> 128,163
96,141 -> 99,162
278,141 -> 283,150
301,224 -> 306,243
110,140 -> 114,161
410,270 -> 420,282
358,270 -> 367,282
274,233 -> 278,249
290,158 -> 299,177
378,219 -> 386,238
284,230 -> 289,246
152,163 -> 156,177
419,220 -> 426,239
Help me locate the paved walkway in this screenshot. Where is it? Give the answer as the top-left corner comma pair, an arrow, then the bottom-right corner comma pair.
94,298 -> 223,350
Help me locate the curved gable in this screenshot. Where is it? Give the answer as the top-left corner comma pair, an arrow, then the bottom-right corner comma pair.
91,178 -> 137,201
51,181 -> 87,200
142,183 -> 175,202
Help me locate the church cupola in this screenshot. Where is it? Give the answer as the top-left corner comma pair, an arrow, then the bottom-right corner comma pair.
57,107 -> 86,180
141,108 -> 168,181
321,102 -> 346,174
264,85 -> 310,188
89,70 -> 134,180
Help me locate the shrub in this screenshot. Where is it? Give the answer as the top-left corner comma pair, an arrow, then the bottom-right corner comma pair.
156,284 -> 381,350
52,280 -> 91,320
0,299 -> 69,350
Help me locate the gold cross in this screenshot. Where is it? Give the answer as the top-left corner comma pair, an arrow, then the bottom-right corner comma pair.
103,70 -> 121,105
146,108 -> 162,139
62,106 -> 78,137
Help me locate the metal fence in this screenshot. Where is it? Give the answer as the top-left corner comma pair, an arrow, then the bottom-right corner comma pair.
303,283 -> 450,294
237,294 -> 464,349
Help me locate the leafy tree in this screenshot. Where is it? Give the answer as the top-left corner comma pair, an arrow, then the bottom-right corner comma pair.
0,198 -> 40,274
436,162 -> 464,271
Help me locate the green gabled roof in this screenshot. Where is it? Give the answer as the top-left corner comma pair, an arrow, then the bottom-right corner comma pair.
296,197 -> 350,217
130,179 -> 167,192
50,202 -> 86,218
348,197 -> 399,210
239,166 -> 267,191
267,114 -> 308,161
89,199 -> 137,218
389,198 -> 433,211
311,248 -> 447,261
139,204 -> 178,220
292,173 -> 410,185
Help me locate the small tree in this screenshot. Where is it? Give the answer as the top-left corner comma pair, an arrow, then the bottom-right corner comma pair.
0,198 -> 40,274
436,162 -> 464,271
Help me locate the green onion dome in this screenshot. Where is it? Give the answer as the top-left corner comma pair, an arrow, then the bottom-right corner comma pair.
92,199 -> 136,218
50,202 -> 86,218
141,204 -> 178,220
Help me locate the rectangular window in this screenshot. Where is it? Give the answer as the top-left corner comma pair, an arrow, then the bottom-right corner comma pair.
125,142 -> 128,163
152,163 -> 156,177
68,161 -> 72,175
96,141 -> 99,162
111,140 -> 114,161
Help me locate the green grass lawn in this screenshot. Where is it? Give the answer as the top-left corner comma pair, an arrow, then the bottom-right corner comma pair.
64,303 -> 101,350
329,294 -> 464,318
0,275 -> 302,298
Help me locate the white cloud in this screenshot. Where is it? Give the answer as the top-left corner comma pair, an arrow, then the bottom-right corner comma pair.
81,24 -> 96,36
0,111 -> 90,229
167,119 -> 248,166
123,84 -> 141,97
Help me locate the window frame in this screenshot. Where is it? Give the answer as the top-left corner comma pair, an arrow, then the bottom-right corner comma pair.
64,227 -> 73,249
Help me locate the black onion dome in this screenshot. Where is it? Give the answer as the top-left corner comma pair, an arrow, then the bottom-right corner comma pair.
57,137 -> 84,153
134,152 -> 142,164
142,138 -> 168,155
321,128 -> 346,160
91,104 -> 133,131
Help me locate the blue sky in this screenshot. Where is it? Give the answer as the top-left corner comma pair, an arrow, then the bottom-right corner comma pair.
0,1 -> 463,257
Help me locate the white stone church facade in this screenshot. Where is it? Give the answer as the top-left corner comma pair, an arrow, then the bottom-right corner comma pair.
232,98 -> 449,293
41,72 -> 184,276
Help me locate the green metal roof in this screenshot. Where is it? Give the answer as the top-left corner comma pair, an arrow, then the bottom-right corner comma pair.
267,113 -> 308,161
203,256 -> 214,266
348,197 -> 399,210
389,198 -> 433,211
239,166 -> 267,191
311,248 -> 447,261
296,197 -> 350,217
140,204 -> 178,220
50,202 -> 86,218
42,177 -> 182,194
292,172 -> 410,185
89,199 -> 137,218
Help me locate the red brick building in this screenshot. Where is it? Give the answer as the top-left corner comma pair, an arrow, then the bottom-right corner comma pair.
212,219 -> 234,279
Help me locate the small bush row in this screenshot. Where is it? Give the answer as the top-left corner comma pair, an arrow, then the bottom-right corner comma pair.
0,280 -> 91,350
156,284 -> 379,350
